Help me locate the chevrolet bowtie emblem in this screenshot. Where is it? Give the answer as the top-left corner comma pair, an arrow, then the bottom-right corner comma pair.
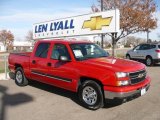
82,16 -> 112,30
138,73 -> 144,78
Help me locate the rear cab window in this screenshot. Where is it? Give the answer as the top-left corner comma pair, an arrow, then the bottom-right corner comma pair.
35,43 -> 50,58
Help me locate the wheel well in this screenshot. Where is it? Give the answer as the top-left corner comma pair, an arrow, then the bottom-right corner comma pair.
146,55 -> 152,59
126,54 -> 130,57
78,77 -> 103,91
15,64 -> 23,70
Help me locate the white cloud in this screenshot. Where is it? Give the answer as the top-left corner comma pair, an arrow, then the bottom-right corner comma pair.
0,7 -> 91,40
0,7 -> 159,41
0,7 -> 91,23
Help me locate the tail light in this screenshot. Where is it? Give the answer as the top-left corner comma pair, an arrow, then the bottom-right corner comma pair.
155,50 -> 160,53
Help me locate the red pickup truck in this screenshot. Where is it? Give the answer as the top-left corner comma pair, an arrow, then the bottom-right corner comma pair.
8,40 -> 150,110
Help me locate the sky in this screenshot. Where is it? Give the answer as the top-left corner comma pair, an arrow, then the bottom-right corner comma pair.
0,0 -> 160,41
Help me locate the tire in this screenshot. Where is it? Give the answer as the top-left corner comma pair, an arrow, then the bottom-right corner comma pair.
126,54 -> 131,60
146,57 -> 153,66
15,67 -> 28,86
78,80 -> 104,110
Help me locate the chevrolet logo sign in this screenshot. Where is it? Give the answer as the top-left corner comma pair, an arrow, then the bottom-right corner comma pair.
82,16 -> 112,30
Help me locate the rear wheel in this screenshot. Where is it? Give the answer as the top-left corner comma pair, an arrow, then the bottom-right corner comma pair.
146,57 -> 153,66
15,67 -> 28,86
78,80 -> 104,110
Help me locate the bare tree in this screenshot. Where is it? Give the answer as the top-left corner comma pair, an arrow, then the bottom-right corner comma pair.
25,30 -> 33,41
0,30 -> 14,51
94,0 -> 157,42
121,36 -> 146,47
25,30 -> 37,45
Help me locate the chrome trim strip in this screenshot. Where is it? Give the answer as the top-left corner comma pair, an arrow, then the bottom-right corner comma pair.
129,69 -> 145,74
130,72 -> 147,79
46,75 -> 72,82
31,70 -> 72,82
31,71 -> 46,76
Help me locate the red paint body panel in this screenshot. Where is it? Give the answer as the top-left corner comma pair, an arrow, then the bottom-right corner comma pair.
8,39 -> 151,93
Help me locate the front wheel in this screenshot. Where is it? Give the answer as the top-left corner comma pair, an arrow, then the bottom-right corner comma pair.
78,80 -> 104,110
126,54 -> 131,60
15,67 -> 28,86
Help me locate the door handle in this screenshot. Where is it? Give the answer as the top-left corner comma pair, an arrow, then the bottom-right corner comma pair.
47,62 -> 52,67
32,60 -> 36,64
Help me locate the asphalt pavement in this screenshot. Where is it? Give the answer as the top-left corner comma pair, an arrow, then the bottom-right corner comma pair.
0,64 -> 160,120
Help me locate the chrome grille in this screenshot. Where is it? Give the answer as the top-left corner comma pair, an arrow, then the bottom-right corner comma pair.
129,69 -> 147,84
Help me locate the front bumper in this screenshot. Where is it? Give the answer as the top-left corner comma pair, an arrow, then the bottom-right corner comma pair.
104,83 -> 150,99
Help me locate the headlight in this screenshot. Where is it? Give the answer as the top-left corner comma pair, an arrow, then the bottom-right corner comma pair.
117,80 -> 129,86
116,72 -> 128,78
116,72 -> 130,86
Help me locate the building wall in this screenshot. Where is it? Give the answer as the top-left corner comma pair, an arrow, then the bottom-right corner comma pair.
0,43 -> 5,52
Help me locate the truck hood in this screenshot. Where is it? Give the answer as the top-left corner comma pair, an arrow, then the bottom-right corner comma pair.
82,57 -> 145,72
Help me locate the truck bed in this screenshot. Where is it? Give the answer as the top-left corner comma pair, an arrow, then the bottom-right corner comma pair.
8,52 -> 31,73
10,52 -> 31,57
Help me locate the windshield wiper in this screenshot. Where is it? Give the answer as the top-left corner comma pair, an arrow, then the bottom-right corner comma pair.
83,56 -> 96,60
78,55 -> 108,61
99,55 -> 108,58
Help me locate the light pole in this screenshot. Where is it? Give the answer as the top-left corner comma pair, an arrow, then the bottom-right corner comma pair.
101,0 -> 104,48
147,29 -> 150,43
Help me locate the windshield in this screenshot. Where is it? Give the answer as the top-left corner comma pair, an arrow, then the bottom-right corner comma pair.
70,43 -> 109,61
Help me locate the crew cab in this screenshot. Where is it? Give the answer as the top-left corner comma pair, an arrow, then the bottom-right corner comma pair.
126,43 -> 160,66
8,40 -> 151,110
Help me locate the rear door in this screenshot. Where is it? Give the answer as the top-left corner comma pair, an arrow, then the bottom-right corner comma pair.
138,44 -> 151,59
30,42 -> 51,82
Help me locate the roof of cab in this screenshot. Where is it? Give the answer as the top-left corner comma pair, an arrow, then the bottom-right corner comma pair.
37,39 -> 92,44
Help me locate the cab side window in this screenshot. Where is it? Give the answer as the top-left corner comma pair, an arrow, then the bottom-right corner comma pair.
51,44 -> 71,60
35,43 -> 50,58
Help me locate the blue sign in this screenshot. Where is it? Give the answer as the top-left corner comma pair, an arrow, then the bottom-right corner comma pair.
35,19 -> 75,33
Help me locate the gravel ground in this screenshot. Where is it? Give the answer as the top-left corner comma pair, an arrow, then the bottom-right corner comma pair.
0,64 -> 160,120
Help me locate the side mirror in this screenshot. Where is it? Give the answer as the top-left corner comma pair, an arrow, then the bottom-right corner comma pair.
59,56 -> 70,62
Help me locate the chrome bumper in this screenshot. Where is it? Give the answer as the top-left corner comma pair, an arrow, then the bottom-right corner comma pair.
104,84 -> 150,99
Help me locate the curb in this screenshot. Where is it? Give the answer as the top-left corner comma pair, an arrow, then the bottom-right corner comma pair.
0,79 -> 10,81
0,73 -> 10,81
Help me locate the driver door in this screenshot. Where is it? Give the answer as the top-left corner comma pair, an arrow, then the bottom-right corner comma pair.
130,45 -> 141,59
46,43 -> 78,91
